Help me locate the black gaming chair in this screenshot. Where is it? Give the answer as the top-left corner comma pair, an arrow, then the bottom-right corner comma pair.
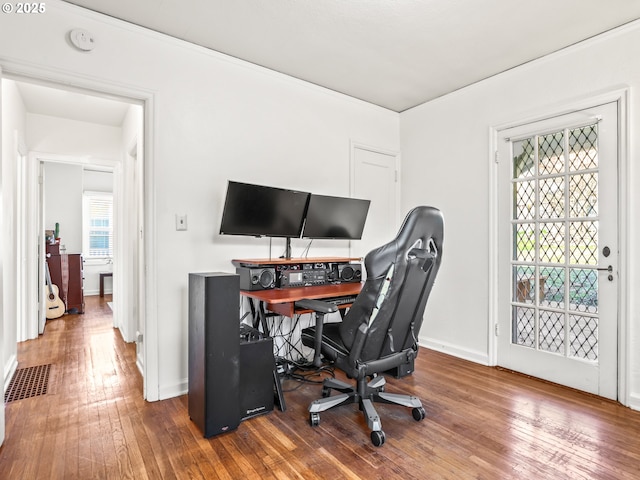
297,206 -> 444,446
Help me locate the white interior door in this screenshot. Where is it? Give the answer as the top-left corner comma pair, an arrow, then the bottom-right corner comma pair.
38,161 -> 46,334
497,102 -> 618,400
0,65 -> 5,447
350,144 -> 399,261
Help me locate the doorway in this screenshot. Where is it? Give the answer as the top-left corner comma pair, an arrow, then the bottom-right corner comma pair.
4,76 -> 146,386
496,102 -> 619,399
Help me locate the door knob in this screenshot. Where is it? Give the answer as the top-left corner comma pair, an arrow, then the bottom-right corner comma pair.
597,265 -> 614,281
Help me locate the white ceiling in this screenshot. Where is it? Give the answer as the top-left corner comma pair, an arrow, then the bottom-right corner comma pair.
15,81 -> 131,127
60,0 -> 640,112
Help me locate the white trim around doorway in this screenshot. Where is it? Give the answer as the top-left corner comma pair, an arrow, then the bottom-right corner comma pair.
1,59 -> 159,402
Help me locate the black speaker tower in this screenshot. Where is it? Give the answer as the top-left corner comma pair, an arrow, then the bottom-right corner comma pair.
188,272 -> 241,437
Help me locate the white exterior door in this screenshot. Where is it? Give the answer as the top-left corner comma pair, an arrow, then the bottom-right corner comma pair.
497,102 -> 618,400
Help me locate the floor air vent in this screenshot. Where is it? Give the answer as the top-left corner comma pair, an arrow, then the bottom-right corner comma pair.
4,364 -> 51,403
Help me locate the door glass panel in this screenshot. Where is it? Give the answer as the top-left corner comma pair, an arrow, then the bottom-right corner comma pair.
569,125 -> 598,171
569,173 -> 598,217
512,306 -> 535,348
540,266 -> 565,309
569,314 -> 598,360
540,177 -> 564,218
538,310 -> 565,354
569,221 -> 598,265
511,122 -> 600,361
514,180 -> 535,219
569,268 -> 598,314
513,265 -> 536,304
539,222 -> 565,263
514,223 -> 535,262
538,131 -> 565,175
513,138 -> 535,179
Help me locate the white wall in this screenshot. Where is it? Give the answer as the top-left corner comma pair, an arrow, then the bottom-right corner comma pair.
400,22 -> 640,408
1,80 -> 25,394
27,113 -> 122,158
44,162 -> 83,253
0,2 -> 400,400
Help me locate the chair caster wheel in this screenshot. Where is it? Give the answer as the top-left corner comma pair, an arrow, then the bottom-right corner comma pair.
371,430 -> 385,447
412,406 -> 426,421
309,412 -> 320,427
321,387 -> 331,398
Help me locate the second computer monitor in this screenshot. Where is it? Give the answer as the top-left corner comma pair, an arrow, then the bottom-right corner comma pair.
302,194 -> 371,240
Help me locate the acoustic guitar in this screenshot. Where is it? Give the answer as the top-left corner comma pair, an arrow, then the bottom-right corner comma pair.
45,262 -> 65,319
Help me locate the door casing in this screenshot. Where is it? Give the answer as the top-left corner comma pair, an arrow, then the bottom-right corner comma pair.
0,61 -> 159,403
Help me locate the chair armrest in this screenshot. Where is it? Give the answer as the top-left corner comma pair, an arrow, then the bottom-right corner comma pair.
295,298 -> 338,314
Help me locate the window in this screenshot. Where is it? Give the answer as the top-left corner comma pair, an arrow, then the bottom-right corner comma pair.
83,191 -> 113,258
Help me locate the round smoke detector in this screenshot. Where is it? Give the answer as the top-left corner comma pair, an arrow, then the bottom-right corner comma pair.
69,29 -> 96,52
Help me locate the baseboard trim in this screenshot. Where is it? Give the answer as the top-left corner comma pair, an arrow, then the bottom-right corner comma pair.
3,354 -> 18,393
84,289 -> 113,297
419,337 -> 489,366
628,393 -> 640,411
159,380 -> 188,401
136,353 -> 144,377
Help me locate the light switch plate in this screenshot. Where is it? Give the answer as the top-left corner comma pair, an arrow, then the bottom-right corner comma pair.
176,214 -> 188,231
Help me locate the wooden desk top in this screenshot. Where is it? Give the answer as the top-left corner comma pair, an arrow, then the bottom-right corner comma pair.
241,282 -> 362,317
232,257 -> 361,267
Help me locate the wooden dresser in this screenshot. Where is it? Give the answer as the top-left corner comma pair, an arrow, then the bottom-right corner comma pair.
46,245 -> 85,314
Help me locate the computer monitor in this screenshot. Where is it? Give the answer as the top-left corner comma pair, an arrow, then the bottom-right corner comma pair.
302,194 -> 371,239
219,181 -> 310,238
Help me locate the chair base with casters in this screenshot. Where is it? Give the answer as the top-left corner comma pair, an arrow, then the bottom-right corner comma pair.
308,374 -> 426,447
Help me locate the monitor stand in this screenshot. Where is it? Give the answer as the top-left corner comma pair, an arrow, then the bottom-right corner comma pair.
283,237 -> 292,259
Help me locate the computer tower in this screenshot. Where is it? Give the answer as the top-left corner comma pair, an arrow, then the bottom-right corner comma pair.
188,272 -> 241,437
239,335 -> 275,420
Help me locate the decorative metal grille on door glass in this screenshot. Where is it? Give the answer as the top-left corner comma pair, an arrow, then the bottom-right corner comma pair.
511,124 -> 599,361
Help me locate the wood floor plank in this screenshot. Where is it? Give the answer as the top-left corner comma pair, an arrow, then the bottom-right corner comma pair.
2,295 -> 640,479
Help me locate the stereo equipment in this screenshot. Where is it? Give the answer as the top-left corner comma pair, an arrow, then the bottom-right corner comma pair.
237,267 -> 276,290
337,263 -> 362,283
276,262 -> 362,287
188,272 -> 241,437
239,335 -> 275,420
279,269 -> 327,288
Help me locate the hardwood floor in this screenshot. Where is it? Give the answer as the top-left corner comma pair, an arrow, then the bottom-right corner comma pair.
1,295 -> 639,479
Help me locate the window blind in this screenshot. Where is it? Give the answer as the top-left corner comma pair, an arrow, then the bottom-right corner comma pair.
84,192 -> 113,258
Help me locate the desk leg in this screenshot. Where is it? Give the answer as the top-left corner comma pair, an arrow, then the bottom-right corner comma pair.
248,299 -> 258,328
273,368 -> 286,412
258,301 -> 270,337
247,299 -> 270,336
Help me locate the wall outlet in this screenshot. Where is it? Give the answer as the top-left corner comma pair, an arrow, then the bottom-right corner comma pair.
176,214 -> 188,231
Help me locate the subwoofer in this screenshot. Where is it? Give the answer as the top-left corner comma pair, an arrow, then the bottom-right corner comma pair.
239,335 -> 275,420
236,267 -> 276,290
337,263 -> 362,283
